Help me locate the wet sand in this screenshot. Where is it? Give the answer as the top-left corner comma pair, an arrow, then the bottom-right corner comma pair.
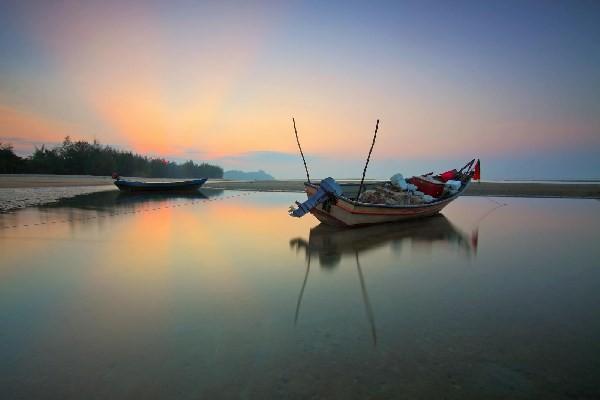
1,174 -> 599,198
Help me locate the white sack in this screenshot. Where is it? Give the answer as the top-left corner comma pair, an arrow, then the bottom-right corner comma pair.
445,180 -> 462,191
390,173 -> 408,190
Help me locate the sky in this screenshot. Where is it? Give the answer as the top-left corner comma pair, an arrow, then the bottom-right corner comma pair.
1,0 -> 599,179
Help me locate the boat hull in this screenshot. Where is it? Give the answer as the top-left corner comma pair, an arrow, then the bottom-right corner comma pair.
114,178 -> 207,192
304,182 -> 466,227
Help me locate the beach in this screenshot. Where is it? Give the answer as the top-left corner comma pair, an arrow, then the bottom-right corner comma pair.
1,174 -> 599,198
4,2 -> 600,397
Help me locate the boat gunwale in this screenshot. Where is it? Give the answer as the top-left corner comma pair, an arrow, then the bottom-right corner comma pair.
114,177 -> 207,192
304,178 -> 471,210
115,178 -> 207,186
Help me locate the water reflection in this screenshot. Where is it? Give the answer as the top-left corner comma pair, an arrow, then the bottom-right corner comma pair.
0,189 -> 225,231
290,214 -> 476,268
289,215 -> 477,347
42,188 -> 224,211
1,194 -> 600,398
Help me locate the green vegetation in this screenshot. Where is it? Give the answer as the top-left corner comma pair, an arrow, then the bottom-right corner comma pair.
0,137 -> 223,178
0,143 -> 25,173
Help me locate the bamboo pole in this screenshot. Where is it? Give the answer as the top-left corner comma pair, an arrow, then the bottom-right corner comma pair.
356,119 -> 380,200
292,118 -> 310,183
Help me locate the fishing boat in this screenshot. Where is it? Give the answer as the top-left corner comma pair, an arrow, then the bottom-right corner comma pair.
113,177 -> 207,192
289,162 -> 476,227
288,118 -> 479,227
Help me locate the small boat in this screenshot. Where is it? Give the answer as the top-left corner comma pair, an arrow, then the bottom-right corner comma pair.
289,160 -> 478,227
113,177 -> 207,192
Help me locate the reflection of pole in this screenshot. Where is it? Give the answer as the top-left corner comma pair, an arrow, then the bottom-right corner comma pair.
294,253 -> 311,325
355,252 -> 377,346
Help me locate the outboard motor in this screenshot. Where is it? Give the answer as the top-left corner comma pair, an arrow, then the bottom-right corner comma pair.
289,177 -> 343,218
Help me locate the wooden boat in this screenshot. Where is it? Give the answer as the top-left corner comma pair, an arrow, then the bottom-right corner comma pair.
290,160 -> 477,227
113,178 -> 207,192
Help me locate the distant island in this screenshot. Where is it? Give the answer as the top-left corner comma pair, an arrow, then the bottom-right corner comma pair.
223,170 -> 274,180
0,137 -> 223,178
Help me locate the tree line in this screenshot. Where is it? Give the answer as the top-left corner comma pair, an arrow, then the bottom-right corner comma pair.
0,137 -> 223,178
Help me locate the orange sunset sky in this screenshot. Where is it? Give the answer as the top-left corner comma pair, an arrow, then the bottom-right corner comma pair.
1,1 -> 599,179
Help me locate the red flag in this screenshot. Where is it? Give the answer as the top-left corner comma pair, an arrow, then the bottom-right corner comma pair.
473,159 -> 480,180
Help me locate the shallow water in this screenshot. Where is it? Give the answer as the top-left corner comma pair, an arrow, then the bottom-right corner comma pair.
0,191 -> 599,399
0,185 -> 115,212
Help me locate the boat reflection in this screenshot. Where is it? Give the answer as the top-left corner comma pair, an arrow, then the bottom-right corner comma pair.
289,215 -> 478,346
41,188 -> 224,212
1,189 -> 227,232
290,214 -> 476,267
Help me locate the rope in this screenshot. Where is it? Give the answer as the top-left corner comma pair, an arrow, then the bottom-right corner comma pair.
0,192 -> 253,230
485,196 -> 507,207
356,119 -> 380,200
292,117 -> 310,183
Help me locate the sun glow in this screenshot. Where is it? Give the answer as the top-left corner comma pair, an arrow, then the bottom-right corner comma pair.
1,1 -> 598,177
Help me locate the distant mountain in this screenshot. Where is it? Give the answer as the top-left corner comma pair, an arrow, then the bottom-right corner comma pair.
223,169 -> 275,180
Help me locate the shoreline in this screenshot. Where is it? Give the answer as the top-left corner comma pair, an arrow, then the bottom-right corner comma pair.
1,174 -> 599,199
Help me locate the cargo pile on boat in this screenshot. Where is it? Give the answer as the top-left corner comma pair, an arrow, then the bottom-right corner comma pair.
358,173 -> 463,206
